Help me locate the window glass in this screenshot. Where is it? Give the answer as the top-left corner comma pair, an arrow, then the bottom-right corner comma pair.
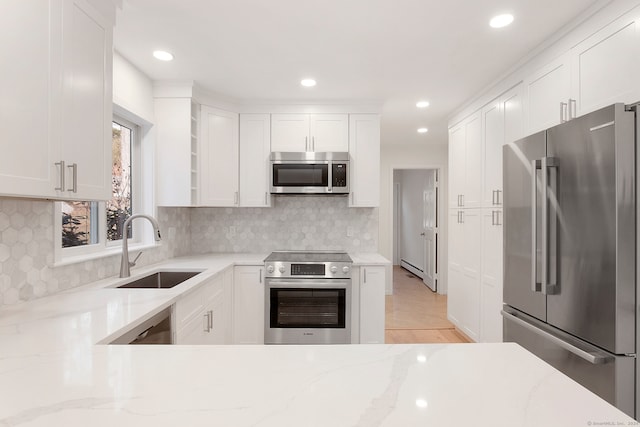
61,201 -> 98,248
108,121 -> 133,242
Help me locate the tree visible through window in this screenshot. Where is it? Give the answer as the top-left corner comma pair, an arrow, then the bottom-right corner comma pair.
61,120 -> 133,248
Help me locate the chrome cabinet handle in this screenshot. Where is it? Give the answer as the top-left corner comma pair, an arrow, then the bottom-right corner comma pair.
234,191 -> 238,205
363,268 -> 367,283
208,310 -> 213,331
203,312 -> 210,332
305,136 -> 308,151
569,98 -> 576,120
67,163 -> 78,193
501,310 -> 613,365
265,192 -> 268,205
496,190 -> 501,205
55,161 -> 66,191
531,159 -> 542,292
492,210 -> 501,226
312,136 -> 315,151
259,268 -> 262,284
560,102 -> 567,123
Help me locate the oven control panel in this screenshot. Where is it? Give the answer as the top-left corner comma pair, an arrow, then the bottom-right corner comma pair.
264,261 -> 351,279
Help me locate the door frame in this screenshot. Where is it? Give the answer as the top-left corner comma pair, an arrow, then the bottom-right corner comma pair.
390,164 -> 444,294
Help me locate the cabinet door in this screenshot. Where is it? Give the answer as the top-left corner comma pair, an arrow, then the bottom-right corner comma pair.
524,52 -> 572,134
447,209 -> 464,327
0,0 -> 59,198
480,208 -> 503,343
176,310 -> 212,345
503,84 -> 524,146
349,114 -> 380,207
199,106 -> 239,206
239,114 -> 271,207
571,9 -> 640,116
155,98 -> 194,206
233,266 -> 264,344
359,266 -> 386,344
461,209 -> 481,342
310,114 -> 349,151
271,114 -> 310,152
482,101 -> 503,207
463,112 -> 482,208
205,279 -> 226,344
448,124 -> 465,209
60,0 -> 112,200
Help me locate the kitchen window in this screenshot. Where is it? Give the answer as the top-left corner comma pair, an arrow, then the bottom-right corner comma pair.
54,114 -> 152,264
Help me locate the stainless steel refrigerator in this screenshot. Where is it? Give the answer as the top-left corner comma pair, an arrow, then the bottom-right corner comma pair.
502,103 -> 637,418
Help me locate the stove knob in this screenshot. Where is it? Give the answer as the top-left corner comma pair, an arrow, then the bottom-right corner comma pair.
342,266 -> 350,274
266,265 -> 274,274
330,266 -> 338,274
278,266 -> 286,274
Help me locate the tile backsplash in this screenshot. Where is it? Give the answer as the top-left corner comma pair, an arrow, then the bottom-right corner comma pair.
0,196 -> 377,306
190,196 -> 378,254
0,198 -> 190,306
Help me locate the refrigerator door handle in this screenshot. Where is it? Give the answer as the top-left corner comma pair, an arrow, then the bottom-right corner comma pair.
541,156 -> 558,295
501,310 -> 614,365
531,159 -> 542,292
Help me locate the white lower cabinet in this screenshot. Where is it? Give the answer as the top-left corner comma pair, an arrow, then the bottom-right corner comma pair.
358,265 -> 386,344
232,265 -> 264,344
447,209 -> 481,342
174,271 -> 231,345
480,208 -> 503,343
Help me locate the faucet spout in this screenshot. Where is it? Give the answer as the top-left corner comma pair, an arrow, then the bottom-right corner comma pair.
119,214 -> 162,278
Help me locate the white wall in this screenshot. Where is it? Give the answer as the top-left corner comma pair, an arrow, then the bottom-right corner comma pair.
113,51 -> 154,125
379,143 -> 448,293
397,169 -> 429,273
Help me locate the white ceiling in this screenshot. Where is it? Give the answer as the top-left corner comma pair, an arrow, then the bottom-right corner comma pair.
114,0 -> 603,146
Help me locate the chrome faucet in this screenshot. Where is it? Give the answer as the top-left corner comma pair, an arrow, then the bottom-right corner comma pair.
119,214 -> 162,278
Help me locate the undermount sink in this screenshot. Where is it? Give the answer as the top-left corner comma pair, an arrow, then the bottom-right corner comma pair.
117,271 -> 202,289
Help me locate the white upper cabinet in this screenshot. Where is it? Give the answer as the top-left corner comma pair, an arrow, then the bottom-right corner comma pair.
448,111 -> 482,209
155,98 -> 198,206
448,125 -> 465,209
349,114 -> 380,207
271,114 -> 348,152
0,0 -> 113,200
199,106 -> 239,207
571,8 -> 640,116
239,114 -> 271,207
60,0 -> 112,200
524,52 -> 572,135
524,5 -> 640,134
309,114 -> 349,151
482,84 -> 523,207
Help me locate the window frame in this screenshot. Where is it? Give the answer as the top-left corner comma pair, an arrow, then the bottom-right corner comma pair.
53,112 -> 154,265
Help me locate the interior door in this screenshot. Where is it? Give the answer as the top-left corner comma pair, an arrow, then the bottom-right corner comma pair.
503,131 -> 546,321
423,170 -> 437,291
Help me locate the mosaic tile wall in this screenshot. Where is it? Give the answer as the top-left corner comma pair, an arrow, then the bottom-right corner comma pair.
190,196 -> 378,254
0,198 -> 190,306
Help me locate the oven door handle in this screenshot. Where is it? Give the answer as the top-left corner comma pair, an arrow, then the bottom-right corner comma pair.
265,280 -> 351,288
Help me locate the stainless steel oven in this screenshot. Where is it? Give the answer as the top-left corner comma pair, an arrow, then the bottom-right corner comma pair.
264,251 -> 352,344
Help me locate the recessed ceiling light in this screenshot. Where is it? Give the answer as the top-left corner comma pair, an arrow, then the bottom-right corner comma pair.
416,101 -> 430,108
417,128 -> 429,134
490,14 -> 514,28
153,50 -> 174,61
301,78 -> 317,87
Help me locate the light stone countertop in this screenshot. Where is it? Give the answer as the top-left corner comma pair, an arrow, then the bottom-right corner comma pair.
0,252 -> 633,426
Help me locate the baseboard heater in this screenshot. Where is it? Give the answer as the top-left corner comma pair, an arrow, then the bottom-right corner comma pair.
400,259 -> 424,279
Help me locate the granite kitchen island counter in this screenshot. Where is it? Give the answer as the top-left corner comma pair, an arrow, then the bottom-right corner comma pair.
0,254 -> 634,426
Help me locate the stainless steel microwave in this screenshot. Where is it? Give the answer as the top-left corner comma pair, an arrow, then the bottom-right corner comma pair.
270,152 -> 349,195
